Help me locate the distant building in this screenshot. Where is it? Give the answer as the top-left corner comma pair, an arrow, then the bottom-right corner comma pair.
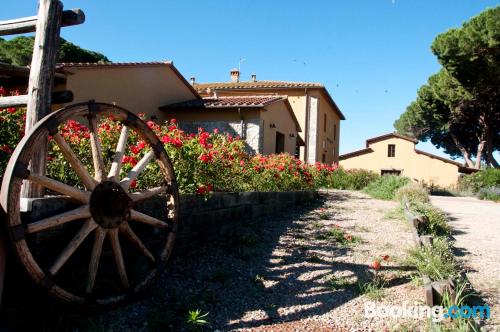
339,133 -> 477,187
193,69 -> 345,164
161,95 -> 301,155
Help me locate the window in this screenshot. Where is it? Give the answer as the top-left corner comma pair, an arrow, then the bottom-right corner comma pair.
275,132 -> 285,154
381,170 -> 401,176
333,124 -> 337,139
323,114 -> 327,132
322,154 -> 326,163
388,144 -> 396,157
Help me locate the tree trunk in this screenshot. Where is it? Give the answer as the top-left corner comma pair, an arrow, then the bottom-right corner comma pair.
484,121 -> 499,168
451,134 -> 475,168
475,140 -> 485,169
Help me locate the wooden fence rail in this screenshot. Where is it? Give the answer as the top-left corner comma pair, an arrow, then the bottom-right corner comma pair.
0,9 -> 84,36
402,199 -> 456,306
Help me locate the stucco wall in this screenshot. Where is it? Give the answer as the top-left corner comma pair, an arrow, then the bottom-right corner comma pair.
340,137 -> 460,187
260,102 -> 298,155
62,65 -> 197,122
309,90 -> 340,165
210,88 -> 341,164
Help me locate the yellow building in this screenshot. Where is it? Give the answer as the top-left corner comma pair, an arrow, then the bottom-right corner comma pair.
194,70 -> 345,164
55,61 -> 200,121
161,95 -> 301,155
339,133 -> 476,187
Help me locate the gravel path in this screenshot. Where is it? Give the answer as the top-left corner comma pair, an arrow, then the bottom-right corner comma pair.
97,190 -> 424,331
430,195 -> 500,329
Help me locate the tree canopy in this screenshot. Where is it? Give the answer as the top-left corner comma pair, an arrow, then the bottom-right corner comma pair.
0,36 -> 109,66
395,7 -> 500,168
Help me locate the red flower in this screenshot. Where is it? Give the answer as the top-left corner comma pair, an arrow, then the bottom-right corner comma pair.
168,125 -> 177,131
130,179 -> 137,189
170,118 -> 177,124
370,260 -> 381,270
382,255 -> 390,261
147,120 -> 156,129
0,145 -> 12,153
196,184 -> 211,195
7,107 -> 16,114
344,234 -> 353,241
161,135 -> 171,144
239,160 -> 245,166
122,155 -> 138,166
199,153 -> 212,163
213,128 -> 219,134
171,137 -> 183,148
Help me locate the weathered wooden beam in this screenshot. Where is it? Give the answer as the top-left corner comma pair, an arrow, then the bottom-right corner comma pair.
22,0 -> 63,199
0,9 -> 84,36
0,90 -> 73,108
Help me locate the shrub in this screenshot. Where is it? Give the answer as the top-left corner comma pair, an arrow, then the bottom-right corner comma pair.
408,201 -> 450,236
478,187 -> 500,202
405,236 -> 457,281
0,95 -> 340,195
363,175 -> 410,200
326,168 -> 379,190
395,183 -> 430,204
458,168 -> 500,193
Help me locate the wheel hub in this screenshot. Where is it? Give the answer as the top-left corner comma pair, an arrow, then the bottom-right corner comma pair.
90,181 -> 133,229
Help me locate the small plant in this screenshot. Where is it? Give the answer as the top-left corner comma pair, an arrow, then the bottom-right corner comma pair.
405,237 -> 457,281
186,310 -> 209,328
254,274 -> 265,284
383,206 -> 405,222
327,275 -> 353,290
317,208 -> 329,220
307,253 -> 323,263
363,175 -> 411,200
317,226 -> 361,246
395,182 -> 430,204
408,201 -> 450,236
357,278 -> 385,300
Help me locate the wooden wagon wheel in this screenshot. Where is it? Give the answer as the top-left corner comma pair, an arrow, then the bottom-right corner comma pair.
0,102 -> 179,309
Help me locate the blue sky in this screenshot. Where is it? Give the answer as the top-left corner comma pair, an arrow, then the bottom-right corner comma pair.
2,0 -> 499,158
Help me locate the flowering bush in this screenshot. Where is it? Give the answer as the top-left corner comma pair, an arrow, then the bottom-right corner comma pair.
0,91 -> 349,195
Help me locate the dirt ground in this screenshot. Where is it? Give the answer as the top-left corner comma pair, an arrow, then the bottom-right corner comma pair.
430,195 -> 500,330
96,190 -> 425,331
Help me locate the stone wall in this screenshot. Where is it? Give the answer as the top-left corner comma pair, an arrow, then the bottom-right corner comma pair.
179,119 -> 263,154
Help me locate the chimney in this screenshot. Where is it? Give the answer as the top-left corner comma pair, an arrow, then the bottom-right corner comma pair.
251,73 -> 257,82
230,68 -> 240,83
189,76 -> 195,85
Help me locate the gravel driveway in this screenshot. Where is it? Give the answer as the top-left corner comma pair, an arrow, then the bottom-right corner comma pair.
96,190 -> 424,331
430,195 -> 500,329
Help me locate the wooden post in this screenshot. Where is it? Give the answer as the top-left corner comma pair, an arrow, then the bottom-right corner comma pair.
22,0 -> 63,199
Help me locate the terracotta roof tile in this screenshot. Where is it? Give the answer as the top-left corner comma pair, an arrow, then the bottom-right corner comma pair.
194,80 -> 323,91
57,61 -> 172,69
162,95 -> 287,109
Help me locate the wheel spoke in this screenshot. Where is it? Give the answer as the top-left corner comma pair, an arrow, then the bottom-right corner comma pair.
29,173 -> 90,203
108,125 -> 129,182
130,186 -> 169,202
87,227 -> 107,294
26,205 -> 91,234
120,223 -> 155,262
88,115 -> 106,182
53,133 -> 97,190
49,218 -> 97,275
120,151 -> 154,191
109,228 -> 129,288
130,209 -> 169,229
